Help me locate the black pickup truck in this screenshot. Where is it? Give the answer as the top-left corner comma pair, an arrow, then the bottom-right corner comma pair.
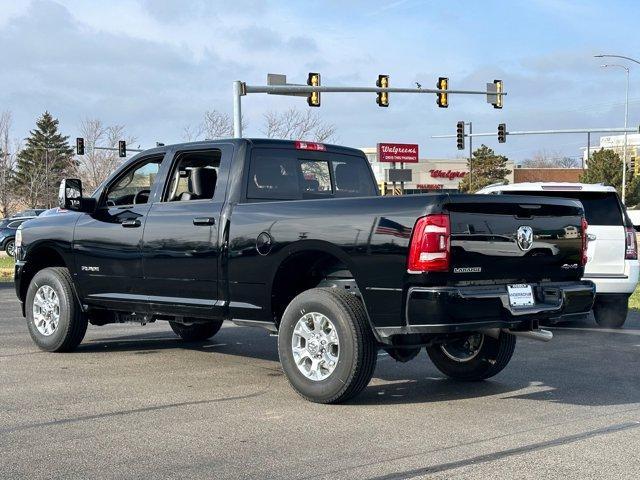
14,139 -> 595,403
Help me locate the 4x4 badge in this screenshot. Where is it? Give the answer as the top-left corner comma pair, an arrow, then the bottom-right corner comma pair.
516,226 -> 534,252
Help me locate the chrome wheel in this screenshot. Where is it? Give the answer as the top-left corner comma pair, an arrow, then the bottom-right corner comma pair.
440,334 -> 484,363
6,241 -> 15,257
32,285 -> 60,336
291,312 -> 340,381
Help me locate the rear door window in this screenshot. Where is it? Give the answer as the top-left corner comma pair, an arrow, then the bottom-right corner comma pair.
332,157 -> 377,197
510,191 -> 623,226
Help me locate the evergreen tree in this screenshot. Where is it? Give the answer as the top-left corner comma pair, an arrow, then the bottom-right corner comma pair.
13,111 -> 74,208
580,148 -> 623,189
459,144 -> 511,193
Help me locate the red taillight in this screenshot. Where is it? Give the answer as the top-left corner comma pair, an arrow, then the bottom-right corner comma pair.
407,214 -> 450,273
295,141 -> 326,151
625,226 -> 638,260
581,218 -> 589,266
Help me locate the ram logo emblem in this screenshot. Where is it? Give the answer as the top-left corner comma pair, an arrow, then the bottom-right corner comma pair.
516,226 -> 534,252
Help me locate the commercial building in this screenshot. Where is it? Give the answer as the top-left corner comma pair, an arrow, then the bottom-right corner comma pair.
360,147 -> 515,193
581,133 -> 640,173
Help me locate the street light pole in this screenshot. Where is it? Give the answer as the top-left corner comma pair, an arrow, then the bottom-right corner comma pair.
601,63 -> 630,204
467,122 -> 473,188
595,54 -> 640,205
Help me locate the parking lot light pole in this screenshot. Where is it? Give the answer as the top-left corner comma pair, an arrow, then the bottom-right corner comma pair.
601,63 -> 630,204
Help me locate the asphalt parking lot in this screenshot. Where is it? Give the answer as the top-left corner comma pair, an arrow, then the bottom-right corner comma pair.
1,284 -> 640,479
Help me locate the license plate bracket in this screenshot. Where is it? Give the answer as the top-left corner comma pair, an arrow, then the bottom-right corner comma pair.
507,284 -> 535,308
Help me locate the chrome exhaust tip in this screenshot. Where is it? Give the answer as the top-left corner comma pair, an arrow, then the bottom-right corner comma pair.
479,328 -> 553,342
507,329 -> 553,342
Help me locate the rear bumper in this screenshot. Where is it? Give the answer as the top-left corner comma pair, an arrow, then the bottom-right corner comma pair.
583,259 -> 639,295
376,280 -> 595,338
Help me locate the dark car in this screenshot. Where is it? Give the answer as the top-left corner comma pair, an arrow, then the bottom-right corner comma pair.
11,209 -> 45,218
0,217 -> 33,256
14,139 -> 595,403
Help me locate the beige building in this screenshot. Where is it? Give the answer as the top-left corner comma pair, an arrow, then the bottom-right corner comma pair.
581,133 -> 640,173
360,147 -> 515,193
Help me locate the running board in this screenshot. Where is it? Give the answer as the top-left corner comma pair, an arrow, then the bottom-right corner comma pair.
232,319 -> 278,333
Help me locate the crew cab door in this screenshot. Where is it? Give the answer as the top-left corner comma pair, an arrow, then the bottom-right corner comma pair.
73,153 -> 166,310
140,145 -> 231,318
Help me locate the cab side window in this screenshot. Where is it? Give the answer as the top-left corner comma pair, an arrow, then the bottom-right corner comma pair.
105,158 -> 162,207
164,150 -> 221,202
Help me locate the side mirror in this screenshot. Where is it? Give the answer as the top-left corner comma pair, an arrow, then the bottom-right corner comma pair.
58,179 -> 96,213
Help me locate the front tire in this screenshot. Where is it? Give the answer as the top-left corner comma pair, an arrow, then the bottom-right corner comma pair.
278,288 -> 377,404
25,267 -> 88,352
426,331 -> 516,381
593,295 -> 628,329
169,320 -> 223,341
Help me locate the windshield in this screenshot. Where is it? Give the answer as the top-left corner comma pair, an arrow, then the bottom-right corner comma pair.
509,190 -> 623,226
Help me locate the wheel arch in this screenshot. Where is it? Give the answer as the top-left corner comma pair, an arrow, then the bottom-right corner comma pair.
268,240 -> 376,335
19,241 -> 76,304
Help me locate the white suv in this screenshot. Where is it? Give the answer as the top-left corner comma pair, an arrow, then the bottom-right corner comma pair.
477,182 -> 639,328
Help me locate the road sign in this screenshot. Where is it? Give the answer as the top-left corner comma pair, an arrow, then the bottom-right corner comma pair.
377,143 -> 419,163
387,169 -> 412,182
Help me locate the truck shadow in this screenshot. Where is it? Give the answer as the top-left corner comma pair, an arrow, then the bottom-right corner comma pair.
78,315 -> 640,408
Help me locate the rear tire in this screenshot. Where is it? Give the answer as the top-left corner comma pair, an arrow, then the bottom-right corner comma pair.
169,320 -> 223,341
25,267 -> 88,352
593,295 -> 628,329
426,331 -> 516,381
278,288 -> 377,404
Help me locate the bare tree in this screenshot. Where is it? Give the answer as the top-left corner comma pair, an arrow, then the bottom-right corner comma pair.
0,112 -> 19,217
555,156 -> 580,168
75,119 -> 136,194
262,108 -> 336,142
182,110 -> 247,141
521,150 -> 580,169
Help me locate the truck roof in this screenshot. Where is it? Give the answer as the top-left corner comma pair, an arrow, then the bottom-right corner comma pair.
477,182 -> 617,194
150,138 -> 366,157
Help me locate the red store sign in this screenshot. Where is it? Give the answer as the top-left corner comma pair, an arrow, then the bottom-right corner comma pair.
377,143 -> 419,163
429,169 -> 467,180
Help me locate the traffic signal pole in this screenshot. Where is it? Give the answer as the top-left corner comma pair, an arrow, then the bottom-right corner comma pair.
433,126 -> 640,139
232,77 -> 507,139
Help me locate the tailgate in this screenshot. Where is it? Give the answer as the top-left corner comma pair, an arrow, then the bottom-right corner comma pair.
446,195 -> 584,283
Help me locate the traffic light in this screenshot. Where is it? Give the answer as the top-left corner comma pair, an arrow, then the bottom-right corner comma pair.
376,74 -> 389,107
76,137 -> 84,156
456,121 -> 465,150
118,140 -> 126,158
436,77 -> 449,108
307,72 -> 321,107
498,123 -> 507,143
492,79 -> 503,109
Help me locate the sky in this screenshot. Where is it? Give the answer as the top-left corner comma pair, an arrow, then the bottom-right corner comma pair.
2,0 -> 640,162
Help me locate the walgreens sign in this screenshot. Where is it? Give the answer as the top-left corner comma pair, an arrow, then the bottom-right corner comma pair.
376,143 -> 419,163
429,169 -> 467,180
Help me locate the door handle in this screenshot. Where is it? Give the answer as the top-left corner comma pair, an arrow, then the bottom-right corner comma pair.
193,217 -> 215,226
587,233 -> 597,241
121,219 -> 141,228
